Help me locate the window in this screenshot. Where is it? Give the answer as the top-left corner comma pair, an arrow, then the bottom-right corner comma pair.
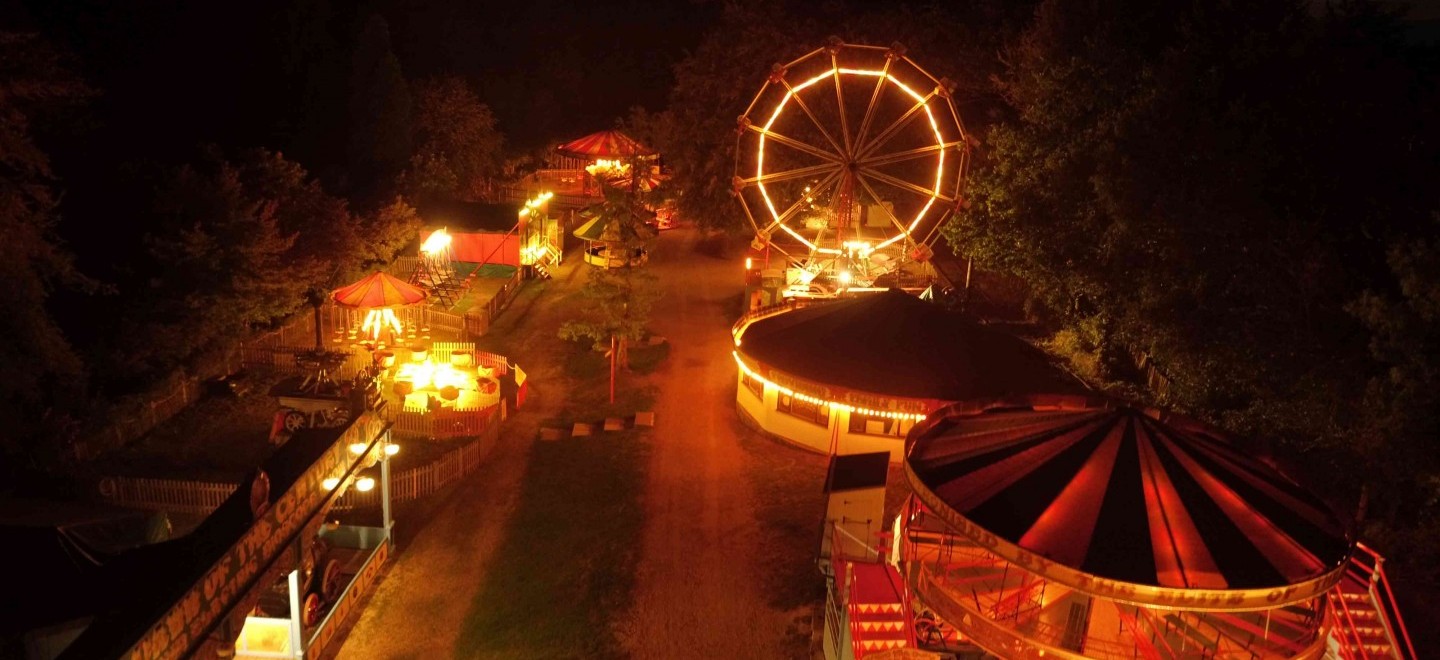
848,412 -> 916,437
740,372 -> 764,400
777,393 -> 828,426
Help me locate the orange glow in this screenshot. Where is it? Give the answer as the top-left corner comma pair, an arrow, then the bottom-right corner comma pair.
732,351 -> 928,421
421,228 -> 452,255
752,66 -> 950,255
361,308 -> 404,341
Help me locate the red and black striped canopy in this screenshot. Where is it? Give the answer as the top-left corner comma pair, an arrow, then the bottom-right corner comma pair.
906,401 -> 1352,591
556,130 -> 655,159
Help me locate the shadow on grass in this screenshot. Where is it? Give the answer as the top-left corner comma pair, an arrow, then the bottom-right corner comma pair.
627,341 -> 670,375
452,430 -> 649,660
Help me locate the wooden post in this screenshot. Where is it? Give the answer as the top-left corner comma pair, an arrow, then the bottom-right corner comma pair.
609,334 -> 616,404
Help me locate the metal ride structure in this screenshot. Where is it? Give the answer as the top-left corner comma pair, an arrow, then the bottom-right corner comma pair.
734,40 -> 968,291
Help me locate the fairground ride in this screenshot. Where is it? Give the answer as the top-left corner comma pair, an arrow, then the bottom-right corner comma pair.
734,40 -> 968,294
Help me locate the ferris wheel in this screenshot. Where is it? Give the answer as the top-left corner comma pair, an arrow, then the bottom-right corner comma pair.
734,40 -> 968,289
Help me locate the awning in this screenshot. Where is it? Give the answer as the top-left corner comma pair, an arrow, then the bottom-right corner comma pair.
331,271 -> 429,309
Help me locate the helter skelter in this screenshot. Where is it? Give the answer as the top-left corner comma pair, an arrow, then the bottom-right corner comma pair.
734,39 -> 967,292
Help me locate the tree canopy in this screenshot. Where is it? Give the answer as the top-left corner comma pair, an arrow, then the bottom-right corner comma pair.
0,32 -> 94,466
403,75 -> 504,202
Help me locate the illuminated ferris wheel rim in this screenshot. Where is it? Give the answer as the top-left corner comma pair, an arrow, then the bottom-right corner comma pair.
735,41 -> 968,258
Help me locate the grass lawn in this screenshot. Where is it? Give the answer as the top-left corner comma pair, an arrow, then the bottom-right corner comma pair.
452,272 -> 665,658
93,371 -> 288,482
452,429 -> 647,659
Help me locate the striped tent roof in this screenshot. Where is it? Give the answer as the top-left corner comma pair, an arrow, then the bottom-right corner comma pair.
906,400 -> 1351,593
557,130 -> 655,159
331,271 -> 428,309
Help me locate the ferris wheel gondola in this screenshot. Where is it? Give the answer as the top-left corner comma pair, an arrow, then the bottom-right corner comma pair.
734,40 -> 968,288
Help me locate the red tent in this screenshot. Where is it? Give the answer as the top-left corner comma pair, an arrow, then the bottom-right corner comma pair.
557,130 -> 655,159
331,271 -> 428,309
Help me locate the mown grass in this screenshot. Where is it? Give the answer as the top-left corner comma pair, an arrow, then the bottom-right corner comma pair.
452,429 -> 647,659
453,265 -> 654,659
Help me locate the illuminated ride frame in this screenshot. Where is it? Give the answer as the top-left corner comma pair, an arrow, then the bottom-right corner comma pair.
893,395 -> 1364,660
734,40 -> 968,294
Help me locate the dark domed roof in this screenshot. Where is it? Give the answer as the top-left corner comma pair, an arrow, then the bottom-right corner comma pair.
906,400 -> 1352,596
737,290 -> 1083,401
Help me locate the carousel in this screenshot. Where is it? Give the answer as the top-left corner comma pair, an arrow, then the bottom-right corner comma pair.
572,203 -> 656,268
892,395 -> 1359,659
733,289 -> 1082,460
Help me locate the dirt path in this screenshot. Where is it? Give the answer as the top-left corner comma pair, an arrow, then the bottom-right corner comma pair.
618,228 -> 814,658
333,258 -> 587,660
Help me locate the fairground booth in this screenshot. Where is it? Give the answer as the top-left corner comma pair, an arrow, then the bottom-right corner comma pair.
54,413 -> 398,660
415,191 -> 561,286
732,289 -> 1083,461
821,394 -> 1417,660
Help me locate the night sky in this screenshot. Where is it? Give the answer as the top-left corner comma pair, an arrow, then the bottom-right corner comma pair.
9,0 -> 717,281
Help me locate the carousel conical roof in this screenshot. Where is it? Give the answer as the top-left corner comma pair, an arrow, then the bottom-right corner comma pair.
331,271 -> 429,309
736,289 -> 1082,401
906,399 -> 1352,593
572,207 -> 656,242
557,129 -> 655,159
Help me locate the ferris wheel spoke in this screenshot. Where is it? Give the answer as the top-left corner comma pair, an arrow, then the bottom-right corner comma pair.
858,142 -> 961,169
853,174 -> 912,236
856,88 -> 941,161
763,167 -> 846,232
742,161 -> 843,187
830,52 -> 853,155
746,124 -> 844,165
779,78 -> 848,160
852,55 -> 895,155
859,166 -> 954,204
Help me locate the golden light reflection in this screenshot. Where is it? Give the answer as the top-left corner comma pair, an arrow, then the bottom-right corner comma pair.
421,228 -> 452,255
361,308 -> 404,341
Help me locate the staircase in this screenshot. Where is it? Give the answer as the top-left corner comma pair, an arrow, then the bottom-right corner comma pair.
1327,543 -> 1417,660
844,561 -> 914,658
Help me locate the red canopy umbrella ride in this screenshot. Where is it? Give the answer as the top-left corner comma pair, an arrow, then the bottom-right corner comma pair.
557,129 -> 656,159
560,130 -> 659,196
331,271 -> 429,346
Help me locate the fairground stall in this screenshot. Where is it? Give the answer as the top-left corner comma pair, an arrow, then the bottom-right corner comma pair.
821,395 -> 1416,660
414,191 -> 560,288
732,289 -> 1082,460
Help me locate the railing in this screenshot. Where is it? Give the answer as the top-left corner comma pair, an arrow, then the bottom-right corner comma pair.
97,476 -> 235,514
392,402 -> 501,441
98,409 -> 502,514
731,297 -> 835,339
1328,542 -> 1417,660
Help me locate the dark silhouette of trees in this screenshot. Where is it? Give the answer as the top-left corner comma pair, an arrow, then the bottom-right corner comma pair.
104,149 -> 417,386
403,75 -> 503,202
0,32 -> 95,468
348,14 -> 412,198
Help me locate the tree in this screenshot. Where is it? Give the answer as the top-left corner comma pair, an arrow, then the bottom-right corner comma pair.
559,188 -> 661,402
348,14 -> 412,196
107,148 -> 372,384
1349,225 -> 1440,626
0,32 -> 95,466
358,196 -> 423,268
403,75 -> 503,202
